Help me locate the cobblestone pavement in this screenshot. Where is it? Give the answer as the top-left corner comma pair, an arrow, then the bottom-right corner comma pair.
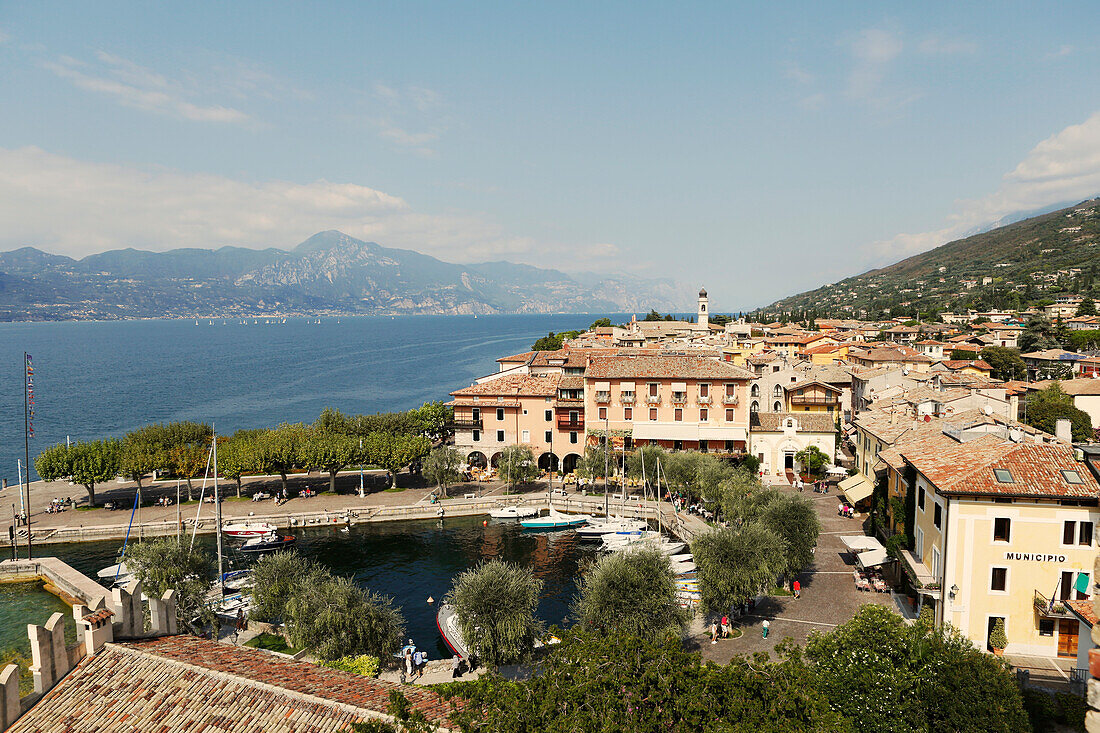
687,485 -> 899,663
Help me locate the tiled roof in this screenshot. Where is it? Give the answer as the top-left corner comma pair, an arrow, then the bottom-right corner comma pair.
1034,379 -> 1100,396
747,353 -> 783,365
751,412 -> 837,433
849,346 -> 933,363
935,360 -> 993,371
584,355 -> 755,380
787,378 -> 844,392
451,373 -> 560,397
9,637 -> 455,732
1021,348 -> 1083,361
496,351 -> 537,363
1067,599 -> 1099,627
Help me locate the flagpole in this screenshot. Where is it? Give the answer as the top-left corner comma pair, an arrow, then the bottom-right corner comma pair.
23,352 -> 33,560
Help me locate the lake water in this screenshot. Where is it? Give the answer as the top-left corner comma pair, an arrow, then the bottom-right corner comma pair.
0,314 -> 623,486
17,515 -> 598,660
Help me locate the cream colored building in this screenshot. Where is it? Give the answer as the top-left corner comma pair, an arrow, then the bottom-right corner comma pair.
748,412 -> 836,478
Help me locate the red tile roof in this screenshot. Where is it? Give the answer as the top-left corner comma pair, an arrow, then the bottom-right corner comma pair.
9,636 -> 456,732
584,355 -> 755,380
1067,599 -> 1099,627
450,373 -> 561,398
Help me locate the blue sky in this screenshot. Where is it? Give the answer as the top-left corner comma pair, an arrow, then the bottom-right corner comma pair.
1,2 -> 1099,308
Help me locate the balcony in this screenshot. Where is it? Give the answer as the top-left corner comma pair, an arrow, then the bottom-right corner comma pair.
448,418 -> 483,430
595,391 -> 611,403
722,395 -> 739,405
558,417 -> 585,430
1034,589 -> 1076,619
697,395 -> 712,404
790,395 -> 839,406
646,394 -> 662,405
621,392 -> 636,404
671,392 -> 687,404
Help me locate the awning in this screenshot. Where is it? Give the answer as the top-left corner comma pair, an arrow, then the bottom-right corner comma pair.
840,535 -> 884,553
671,382 -> 687,392
857,548 -> 891,568
838,474 -> 874,504
827,466 -> 848,476
619,381 -> 635,391
594,381 -> 611,391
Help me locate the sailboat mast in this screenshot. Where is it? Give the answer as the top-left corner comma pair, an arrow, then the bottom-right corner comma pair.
213,428 -> 224,593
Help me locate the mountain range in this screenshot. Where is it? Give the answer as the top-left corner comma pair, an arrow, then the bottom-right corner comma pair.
0,231 -> 690,320
756,198 -> 1100,318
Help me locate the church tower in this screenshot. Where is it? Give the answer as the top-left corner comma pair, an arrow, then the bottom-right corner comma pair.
697,287 -> 709,328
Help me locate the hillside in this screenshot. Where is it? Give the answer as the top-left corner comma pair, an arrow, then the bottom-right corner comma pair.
757,199 -> 1100,319
0,231 -> 690,320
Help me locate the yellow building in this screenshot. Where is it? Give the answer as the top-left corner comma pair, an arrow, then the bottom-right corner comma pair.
891,435 -> 1098,659
784,378 -> 843,414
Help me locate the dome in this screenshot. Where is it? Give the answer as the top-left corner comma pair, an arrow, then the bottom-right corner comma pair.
698,287 -> 707,297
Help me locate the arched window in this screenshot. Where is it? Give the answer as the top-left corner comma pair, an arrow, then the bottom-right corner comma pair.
773,384 -> 783,397
751,383 -> 760,397
750,401 -> 759,413
773,401 -> 782,412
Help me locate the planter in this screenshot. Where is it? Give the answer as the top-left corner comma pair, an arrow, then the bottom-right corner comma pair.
991,647 -> 1004,657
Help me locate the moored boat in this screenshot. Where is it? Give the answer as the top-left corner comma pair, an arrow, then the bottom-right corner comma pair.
575,518 -> 646,540
223,521 -> 278,538
239,535 -> 297,553
520,508 -> 589,530
436,602 -> 471,659
488,505 -> 540,519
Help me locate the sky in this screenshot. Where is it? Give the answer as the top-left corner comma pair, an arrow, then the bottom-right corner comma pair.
1,2 -> 1100,309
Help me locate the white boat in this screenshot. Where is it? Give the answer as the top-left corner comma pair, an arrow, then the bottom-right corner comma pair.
215,593 -> 253,618
488,505 -> 540,519
520,508 -> 590,530
669,553 -> 693,564
97,562 -> 133,587
436,603 -> 470,659
239,535 -> 297,553
604,532 -> 687,556
575,518 -> 647,540
670,561 -> 698,574
223,521 -> 278,538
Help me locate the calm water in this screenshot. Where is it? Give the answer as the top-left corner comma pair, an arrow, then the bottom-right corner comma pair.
15,515 -> 596,660
0,314 -> 621,486
0,581 -> 77,667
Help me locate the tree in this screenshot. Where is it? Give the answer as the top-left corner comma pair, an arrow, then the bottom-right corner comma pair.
314,406 -> 352,434
65,439 -> 122,506
949,349 -> 981,361
1076,297 -> 1096,316
573,547 -> 689,638
710,468 -> 768,525
626,445 -> 667,490
495,445 -> 537,492
410,400 -> 452,442
34,443 -> 73,488
255,423 -> 308,493
286,576 -> 406,662
304,428 -> 362,493
1019,316 -> 1057,352
981,346 -> 1026,381
692,524 -> 787,614
170,443 -> 210,500
447,560 -> 543,666
589,317 -> 612,328
573,445 -> 607,481
758,493 -> 820,576
531,330 -> 581,351
218,433 -> 258,497
249,550 -> 328,625
120,435 -> 159,488
794,445 -> 829,479
365,431 -> 431,489
126,537 -> 214,634
1025,383 -> 1093,442
423,445 -> 462,497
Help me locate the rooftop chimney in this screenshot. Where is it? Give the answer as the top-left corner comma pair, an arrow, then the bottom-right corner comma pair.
1055,418 -> 1072,443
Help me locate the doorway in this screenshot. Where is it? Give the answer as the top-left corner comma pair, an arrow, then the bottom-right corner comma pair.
784,453 -> 795,470
986,617 -> 1005,652
1057,620 -> 1079,658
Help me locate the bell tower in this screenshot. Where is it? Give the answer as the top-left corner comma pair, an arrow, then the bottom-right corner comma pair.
697,287 -> 709,328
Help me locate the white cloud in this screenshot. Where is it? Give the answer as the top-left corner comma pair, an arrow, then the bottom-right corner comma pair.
917,36 -> 978,56
845,28 -> 904,102
368,82 -> 447,155
865,111 -> 1100,263
0,146 -> 613,269
43,52 -> 250,124
784,62 -> 814,85
1048,44 -> 1074,59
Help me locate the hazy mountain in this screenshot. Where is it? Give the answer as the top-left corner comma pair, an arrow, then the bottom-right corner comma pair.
756,198 -> 1100,318
0,231 -> 690,320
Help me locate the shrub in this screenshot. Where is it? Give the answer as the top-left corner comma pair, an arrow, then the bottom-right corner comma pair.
320,654 -> 381,678
989,618 -> 1008,649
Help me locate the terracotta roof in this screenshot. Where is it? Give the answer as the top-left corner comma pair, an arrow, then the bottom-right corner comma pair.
496,351 -> 536,363
849,346 -> 933,363
558,375 -> 584,389
1034,379 -> 1100,396
750,412 -> 837,433
584,355 -> 755,380
1021,348 -> 1083,361
8,637 -> 455,732
787,378 -> 843,393
747,353 -> 783,365
1067,599 -> 1099,627
81,608 -> 114,624
451,373 -> 560,397
935,360 -> 993,371
802,343 -> 847,355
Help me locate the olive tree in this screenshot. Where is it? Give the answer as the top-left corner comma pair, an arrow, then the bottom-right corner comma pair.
692,524 -> 787,614
496,445 -> 538,492
285,575 -> 406,661
126,537 -> 215,634
573,546 -> 689,638
423,445 -> 462,497
447,560 -> 543,666
758,493 -> 820,577
248,550 -> 327,625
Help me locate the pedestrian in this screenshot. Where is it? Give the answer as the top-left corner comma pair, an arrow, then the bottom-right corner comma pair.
413,650 -> 424,679
451,655 -> 462,679
793,579 -> 801,599
762,620 -> 770,639
721,614 -> 729,638
404,648 -> 414,681
838,502 -> 844,516
234,608 -> 246,639
710,621 -> 719,644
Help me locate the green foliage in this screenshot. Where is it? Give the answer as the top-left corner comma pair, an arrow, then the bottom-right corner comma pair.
120,435 -> 159,488
793,445 -> 829,479
446,628 -> 851,732
34,442 -> 72,483
710,468 -> 768,525
36,438 -> 124,505
758,493 -> 820,575
988,618 -> 1008,649
662,451 -> 733,504
574,445 -> 608,480
319,654 -> 381,678
1066,329 -> 1100,351
1025,382 -> 1093,441
496,444 -> 538,490
532,330 -> 581,350
573,547 -> 689,638
949,348 -> 981,361
217,434 -> 258,496
447,560 -> 543,666
981,346 -> 1027,381
626,445 -> 667,489
248,549 -> 328,625
805,605 -> 1029,733
366,431 -> 432,488
692,524 -> 786,614
286,575 -> 406,662
304,427 -> 362,492
410,400 -> 453,442
1076,296 -> 1096,316
244,632 -> 301,655
589,317 -> 613,328
255,422 -> 309,492
169,442 -> 210,498
126,537 -> 214,634
423,445 -> 463,496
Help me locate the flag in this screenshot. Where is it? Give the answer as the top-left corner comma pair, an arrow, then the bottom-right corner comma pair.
1075,572 -> 1090,596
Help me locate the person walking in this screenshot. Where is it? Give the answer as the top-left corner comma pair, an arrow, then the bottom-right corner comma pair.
403,648 -> 414,682
720,614 -> 729,638
451,655 -> 462,679
762,619 -> 770,639
710,621 -> 719,644
792,579 -> 801,599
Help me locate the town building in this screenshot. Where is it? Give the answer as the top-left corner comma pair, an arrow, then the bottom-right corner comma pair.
749,412 -> 837,479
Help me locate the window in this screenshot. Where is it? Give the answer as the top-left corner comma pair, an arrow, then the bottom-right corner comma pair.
521,429 -> 529,442
725,408 -> 734,421
674,408 -> 683,422
773,385 -> 783,397
699,383 -> 709,397
1063,470 -> 1084,484
1081,522 -> 1094,546
496,408 -> 505,421
544,431 -> 552,443
699,440 -> 709,452
991,567 -> 1007,592
472,407 -> 480,422
750,401 -> 759,413
545,409 -> 552,421
700,408 -> 708,422
725,383 -> 736,397
1038,619 -> 1055,637
930,546 -> 940,577
1064,521 -> 1077,545
751,383 -> 760,397
917,487 -> 925,511
624,407 -> 632,420
570,431 -> 578,444
496,430 -> 505,442
569,410 -> 578,423
993,468 -> 1014,484
933,503 -> 942,529
472,430 -> 480,442
649,382 -> 658,396
598,407 -> 607,420
993,517 -> 1011,543
650,408 -> 657,421
773,401 -> 782,412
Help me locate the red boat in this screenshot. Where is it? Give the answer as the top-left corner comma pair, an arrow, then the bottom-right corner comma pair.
222,521 -> 277,538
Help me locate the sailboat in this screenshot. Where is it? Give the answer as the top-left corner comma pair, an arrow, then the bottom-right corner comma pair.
520,507 -> 589,529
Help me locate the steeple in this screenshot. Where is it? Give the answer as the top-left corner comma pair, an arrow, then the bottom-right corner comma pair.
697,287 -> 709,328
